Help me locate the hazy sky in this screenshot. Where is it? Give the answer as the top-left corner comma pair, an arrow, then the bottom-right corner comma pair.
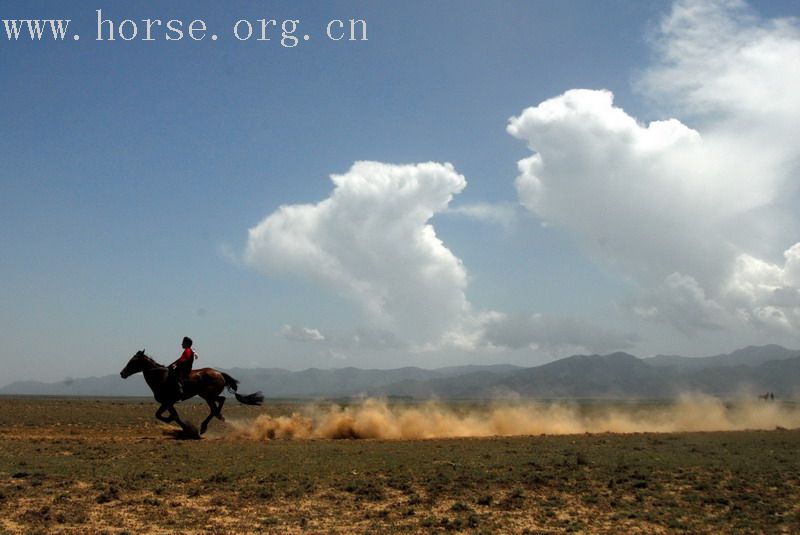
2,0 -> 799,384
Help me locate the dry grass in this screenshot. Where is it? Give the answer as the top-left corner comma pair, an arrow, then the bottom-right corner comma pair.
1,397 -> 799,533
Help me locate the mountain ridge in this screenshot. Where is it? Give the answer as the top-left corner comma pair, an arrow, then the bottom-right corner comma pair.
2,345 -> 798,399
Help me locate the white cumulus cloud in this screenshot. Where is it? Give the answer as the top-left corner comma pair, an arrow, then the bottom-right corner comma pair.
724,244 -> 800,332
279,324 -> 326,343
245,161 -> 474,346
509,0 -> 800,337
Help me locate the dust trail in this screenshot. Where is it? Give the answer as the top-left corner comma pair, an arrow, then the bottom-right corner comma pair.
229,395 -> 800,440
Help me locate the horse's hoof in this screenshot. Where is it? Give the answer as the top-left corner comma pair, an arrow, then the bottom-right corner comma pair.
179,422 -> 201,440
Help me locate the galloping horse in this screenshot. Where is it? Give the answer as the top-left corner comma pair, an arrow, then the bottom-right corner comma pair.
120,349 -> 263,435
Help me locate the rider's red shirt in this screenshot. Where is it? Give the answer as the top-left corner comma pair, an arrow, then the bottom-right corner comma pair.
177,347 -> 194,364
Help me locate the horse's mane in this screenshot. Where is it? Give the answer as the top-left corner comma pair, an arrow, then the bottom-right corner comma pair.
139,352 -> 166,370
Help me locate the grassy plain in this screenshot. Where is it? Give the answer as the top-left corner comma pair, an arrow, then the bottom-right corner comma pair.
0,397 -> 799,534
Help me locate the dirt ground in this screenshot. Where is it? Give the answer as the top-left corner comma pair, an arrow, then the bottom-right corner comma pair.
1,397 -> 799,534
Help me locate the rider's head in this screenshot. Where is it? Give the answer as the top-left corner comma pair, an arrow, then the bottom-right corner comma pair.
182,336 -> 192,349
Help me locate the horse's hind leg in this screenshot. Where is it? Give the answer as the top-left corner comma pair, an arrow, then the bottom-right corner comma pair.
216,396 -> 226,421
200,396 -> 228,434
200,398 -> 216,435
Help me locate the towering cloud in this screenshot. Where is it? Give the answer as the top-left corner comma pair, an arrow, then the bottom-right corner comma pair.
245,161 -> 472,346
509,0 -> 800,335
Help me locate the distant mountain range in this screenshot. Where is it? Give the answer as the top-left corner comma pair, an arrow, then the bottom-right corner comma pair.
2,345 -> 799,400
376,346 -> 800,399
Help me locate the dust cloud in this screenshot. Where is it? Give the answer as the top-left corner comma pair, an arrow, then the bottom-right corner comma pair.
229,394 -> 800,440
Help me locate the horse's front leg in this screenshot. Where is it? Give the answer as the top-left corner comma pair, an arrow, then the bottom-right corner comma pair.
169,406 -> 200,439
155,403 -> 174,423
168,406 -> 186,428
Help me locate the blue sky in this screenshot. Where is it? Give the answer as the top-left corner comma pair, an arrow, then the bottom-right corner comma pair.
2,0 -> 799,384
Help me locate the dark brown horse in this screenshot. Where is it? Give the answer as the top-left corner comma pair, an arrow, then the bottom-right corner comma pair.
120,349 -> 263,435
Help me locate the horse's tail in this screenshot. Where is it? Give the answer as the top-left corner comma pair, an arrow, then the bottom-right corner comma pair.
221,372 -> 264,406
235,391 -> 264,405
221,372 -> 239,393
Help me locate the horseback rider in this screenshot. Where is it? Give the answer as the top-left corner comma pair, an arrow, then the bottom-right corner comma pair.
168,336 -> 197,397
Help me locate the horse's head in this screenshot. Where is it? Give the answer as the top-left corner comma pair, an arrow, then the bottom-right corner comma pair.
120,349 -> 148,379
